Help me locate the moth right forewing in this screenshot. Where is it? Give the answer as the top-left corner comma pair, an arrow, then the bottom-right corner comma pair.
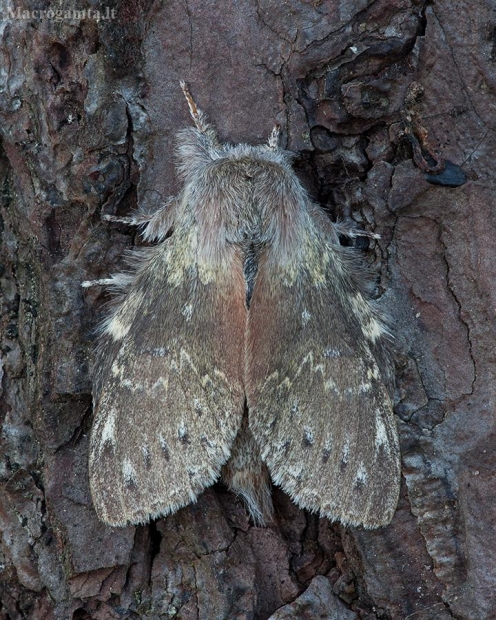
247,211 -> 400,528
90,228 -> 246,526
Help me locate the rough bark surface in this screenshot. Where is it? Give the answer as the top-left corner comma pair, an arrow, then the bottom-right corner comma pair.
0,1 -> 494,619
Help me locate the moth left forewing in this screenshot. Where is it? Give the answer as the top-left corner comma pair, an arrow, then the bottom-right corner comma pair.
90,229 -> 247,526
247,212 -> 400,528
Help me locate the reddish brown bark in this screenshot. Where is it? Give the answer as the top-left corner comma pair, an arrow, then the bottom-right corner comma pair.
1,1 -> 494,619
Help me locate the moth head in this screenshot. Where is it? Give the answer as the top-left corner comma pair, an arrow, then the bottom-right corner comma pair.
177,82 -> 296,181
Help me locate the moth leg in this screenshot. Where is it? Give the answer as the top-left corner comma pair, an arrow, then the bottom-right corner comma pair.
102,213 -> 148,226
333,222 -> 381,240
81,278 -> 116,289
103,196 -> 178,243
82,273 -> 134,289
140,197 -> 178,242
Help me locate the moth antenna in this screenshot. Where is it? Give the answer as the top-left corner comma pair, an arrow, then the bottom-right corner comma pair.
180,80 -> 210,133
267,124 -> 280,149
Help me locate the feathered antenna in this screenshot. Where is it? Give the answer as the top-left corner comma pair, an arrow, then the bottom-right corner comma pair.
180,80 -> 210,134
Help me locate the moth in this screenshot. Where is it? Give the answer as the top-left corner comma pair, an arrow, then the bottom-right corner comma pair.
85,83 -> 400,529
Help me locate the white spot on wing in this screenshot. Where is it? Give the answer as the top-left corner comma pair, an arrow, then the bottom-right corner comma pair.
324,347 -> 342,359
294,352 -> 314,379
356,462 -> 368,483
363,317 -> 384,343
301,309 -> 311,326
213,368 -> 228,382
178,421 -> 188,440
181,303 -> 193,321
303,426 -> 314,445
179,349 -> 194,368
287,464 -> 303,480
375,410 -> 388,450
324,378 -> 339,394
367,365 -> 380,380
262,371 -> 279,389
105,291 -> 143,341
105,316 -> 131,341
122,458 -> 137,483
277,376 -> 293,391
100,409 -> 117,445
342,438 -> 350,463
350,294 -> 386,343
111,361 -> 125,378
121,378 -> 145,392
151,347 -> 168,357
351,294 -> 370,318
151,376 -> 168,391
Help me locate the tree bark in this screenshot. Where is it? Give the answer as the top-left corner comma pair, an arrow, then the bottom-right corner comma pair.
1,1 -> 494,619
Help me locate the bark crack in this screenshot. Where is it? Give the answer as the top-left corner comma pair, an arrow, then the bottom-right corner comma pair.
430,6 -> 490,132
183,0 -> 194,71
437,226 -> 477,396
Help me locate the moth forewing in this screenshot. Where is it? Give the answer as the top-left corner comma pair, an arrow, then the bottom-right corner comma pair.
245,193 -> 400,529
89,176 -> 247,527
